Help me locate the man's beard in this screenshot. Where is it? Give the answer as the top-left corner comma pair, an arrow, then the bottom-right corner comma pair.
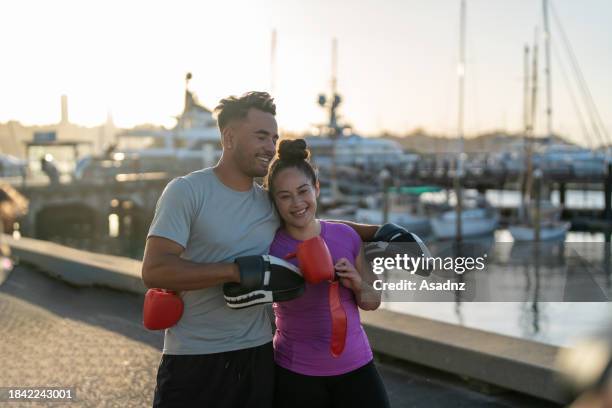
234,149 -> 269,178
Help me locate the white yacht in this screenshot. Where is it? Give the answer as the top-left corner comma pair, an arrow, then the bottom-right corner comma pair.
537,142 -> 606,178
305,134 -> 418,171
75,73 -> 221,180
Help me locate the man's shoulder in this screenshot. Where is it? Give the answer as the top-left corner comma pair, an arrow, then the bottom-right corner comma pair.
181,167 -> 215,184
171,168 -> 216,193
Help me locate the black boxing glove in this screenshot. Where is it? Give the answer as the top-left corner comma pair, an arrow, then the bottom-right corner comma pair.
365,223 -> 433,277
223,255 -> 305,309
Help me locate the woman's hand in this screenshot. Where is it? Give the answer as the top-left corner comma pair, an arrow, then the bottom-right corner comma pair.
338,249 -> 382,311
334,257 -> 363,294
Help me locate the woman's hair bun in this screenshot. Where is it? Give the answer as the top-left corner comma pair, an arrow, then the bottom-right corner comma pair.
277,139 -> 310,162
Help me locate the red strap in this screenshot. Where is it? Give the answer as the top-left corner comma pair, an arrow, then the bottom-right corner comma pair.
329,281 -> 347,358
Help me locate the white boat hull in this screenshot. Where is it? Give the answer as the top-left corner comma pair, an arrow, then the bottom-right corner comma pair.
355,209 -> 430,234
431,209 -> 499,240
509,222 -> 570,242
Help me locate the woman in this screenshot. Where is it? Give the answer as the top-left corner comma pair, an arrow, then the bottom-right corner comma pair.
266,138 -> 390,408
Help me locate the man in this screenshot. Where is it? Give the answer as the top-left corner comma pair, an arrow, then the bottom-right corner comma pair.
142,91 -> 377,407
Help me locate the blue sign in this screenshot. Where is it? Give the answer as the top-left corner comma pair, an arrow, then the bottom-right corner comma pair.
33,131 -> 57,143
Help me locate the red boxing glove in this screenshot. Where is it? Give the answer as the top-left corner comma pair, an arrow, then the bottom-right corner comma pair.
286,236 -> 347,357
286,236 -> 334,283
143,288 -> 184,330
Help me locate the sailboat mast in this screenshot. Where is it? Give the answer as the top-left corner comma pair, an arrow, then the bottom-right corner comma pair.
523,46 -> 531,134
531,29 -> 539,138
454,0 -> 466,241
543,0 -> 553,137
332,38 -> 338,97
525,29 -> 539,225
270,29 -> 277,95
330,38 -> 339,203
457,0 -> 466,151
520,45 -> 531,221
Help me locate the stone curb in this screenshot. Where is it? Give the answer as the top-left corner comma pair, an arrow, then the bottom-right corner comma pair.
361,309 -> 566,404
4,234 -> 146,295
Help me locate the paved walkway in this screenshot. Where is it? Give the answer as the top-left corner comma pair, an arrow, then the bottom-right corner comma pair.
0,266 -> 559,407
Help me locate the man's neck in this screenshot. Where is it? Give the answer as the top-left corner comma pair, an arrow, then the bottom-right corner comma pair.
285,219 -> 321,241
213,160 -> 253,192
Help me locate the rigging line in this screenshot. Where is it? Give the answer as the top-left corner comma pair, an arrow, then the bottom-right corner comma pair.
550,4 -> 603,145
550,1 -> 610,146
551,40 -> 593,148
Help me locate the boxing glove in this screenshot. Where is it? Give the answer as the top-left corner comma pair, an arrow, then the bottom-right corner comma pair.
285,236 -> 335,284
143,288 -> 184,330
365,223 -> 433,277
223,255 -> 305,309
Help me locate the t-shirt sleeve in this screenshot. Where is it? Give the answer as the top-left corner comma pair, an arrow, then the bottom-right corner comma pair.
348,225 -> 363,262
330,222 -> 362,263
147,177 -> 198,248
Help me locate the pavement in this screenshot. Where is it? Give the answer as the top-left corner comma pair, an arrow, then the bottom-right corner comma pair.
0,265 -> 560,407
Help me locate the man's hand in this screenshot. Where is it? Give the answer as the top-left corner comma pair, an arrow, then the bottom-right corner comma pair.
223,255 -> 305,309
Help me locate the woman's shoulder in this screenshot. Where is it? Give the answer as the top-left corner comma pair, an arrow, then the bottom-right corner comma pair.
321,220 -> 362,246
269,228 -> 296,255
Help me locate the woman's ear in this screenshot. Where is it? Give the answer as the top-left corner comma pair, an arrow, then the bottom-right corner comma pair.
315,179 -> 320,198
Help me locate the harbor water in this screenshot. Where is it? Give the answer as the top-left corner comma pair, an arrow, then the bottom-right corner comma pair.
384,230 -> 612,348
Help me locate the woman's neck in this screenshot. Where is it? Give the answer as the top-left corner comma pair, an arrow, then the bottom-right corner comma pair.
285,219 -> 321,241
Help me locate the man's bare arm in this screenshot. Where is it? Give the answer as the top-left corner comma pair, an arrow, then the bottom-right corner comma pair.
141,236 -> 240,291
330,220 -> 379,242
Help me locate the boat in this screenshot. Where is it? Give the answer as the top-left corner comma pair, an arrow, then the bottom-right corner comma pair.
355,186 -> 438,235
428,189 -> 499,240
431,0 -> 499,241
74,73 -> 221,181
509,221 -> 570,241
308,39 -> 419,208
431,204 -> 499,240
509,1 -> 574,243
305,134 -> 418,172
537,142 -> 606,178
510,198 -> 570,241
0,154 -> 27,178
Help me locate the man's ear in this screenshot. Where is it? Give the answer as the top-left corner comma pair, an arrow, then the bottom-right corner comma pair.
222,126 -> 234,149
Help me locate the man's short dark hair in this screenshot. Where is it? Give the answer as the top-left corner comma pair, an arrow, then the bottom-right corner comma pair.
214,91 -> 276,131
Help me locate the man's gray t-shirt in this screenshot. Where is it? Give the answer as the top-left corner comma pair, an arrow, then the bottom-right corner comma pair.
147,167 -> 280,355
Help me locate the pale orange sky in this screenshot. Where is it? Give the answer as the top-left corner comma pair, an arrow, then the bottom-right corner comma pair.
1,0 -> 610,146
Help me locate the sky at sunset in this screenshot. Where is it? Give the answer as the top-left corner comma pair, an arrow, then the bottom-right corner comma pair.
1,0 -> 610,146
